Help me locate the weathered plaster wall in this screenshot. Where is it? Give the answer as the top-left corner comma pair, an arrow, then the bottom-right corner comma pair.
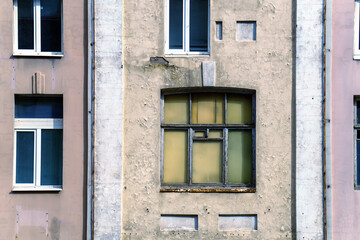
93,0 -> 123,238
331,1 -> 360,239
0,0 -> 86,239
295,0 -> 324,239
123,0 -> 293,239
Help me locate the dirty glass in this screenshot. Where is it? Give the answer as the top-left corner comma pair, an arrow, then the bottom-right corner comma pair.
16,131 -> 34,184
189,0 -> 208,51
191,93 -> 224,124
227,94 -> 252,124
164,130 -> 188,183
169,0 -> 183,50
193,141 -> 222,183
41,130 -> 63,185
164,94 -> 189,124
18,0 -> 34,50
41,0 -> 62,52
228,130 -> 252,183
208,130 -> 222,138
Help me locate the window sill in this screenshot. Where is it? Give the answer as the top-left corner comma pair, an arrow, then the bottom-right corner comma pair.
354,54 -> 360,60
160,187 -> 256,193
13,52 -> 64,58
12,186 -> 62,192
165,53 -> 210,58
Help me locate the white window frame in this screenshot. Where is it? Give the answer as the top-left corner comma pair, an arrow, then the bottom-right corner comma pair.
13,118 -> 63,191
13,0 -> 63,57
165,0 -> 210,56
354,1 -> 360,59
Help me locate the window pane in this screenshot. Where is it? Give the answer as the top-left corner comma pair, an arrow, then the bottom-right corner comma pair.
208,130 -> 222,138
228,130 -> 252,184
16,131 -> 34,184
192,93 -> 224,124
227,94 -> 252,124
357,102 -> 360,124
164,130 -> 188,183
169,0 -> 183,50
189,0 -> 208,51
164,94 -> 189,124
41,0 -> 61,52
15,96 -> 63,118
18,0 -> 34,50
193,141 -> 222,183
358,139 -> 360,186
41,130 -> 62,185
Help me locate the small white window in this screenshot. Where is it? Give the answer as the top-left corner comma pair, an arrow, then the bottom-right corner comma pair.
354,1 -> 360,59
13,96 -> 63,191
13,0 -> 63,57
165,0 -> 210,56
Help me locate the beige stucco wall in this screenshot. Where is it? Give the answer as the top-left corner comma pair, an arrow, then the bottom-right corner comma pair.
0,0 -> 86,239
123,0 -> 293,239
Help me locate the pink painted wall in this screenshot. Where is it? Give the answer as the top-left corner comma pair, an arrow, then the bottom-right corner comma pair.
332,0 -> 360,239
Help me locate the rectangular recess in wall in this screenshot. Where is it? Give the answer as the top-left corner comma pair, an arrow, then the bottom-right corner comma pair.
218,215 -> 257,231
236,21 -> 256,41
216,21 -> 223,40
160,215 -> 198,231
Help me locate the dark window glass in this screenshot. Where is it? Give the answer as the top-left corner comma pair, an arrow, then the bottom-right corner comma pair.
18,0 -> 34,50
16,131 -> 34,184
41,0 -> 61,52
169,0 -> 183,49
41,130 -> 62,185
357,137 -> 360,186
357,102 -> 360,124
189,0 -> 208,51
15,96 -> 63,118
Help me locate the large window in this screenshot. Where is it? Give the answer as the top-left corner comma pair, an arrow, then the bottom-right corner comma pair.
161,91 -> 255,191
165,0 -> 209,55
13,96 -> 63,191
355,99 -> 360,188
13,0 -> 63,56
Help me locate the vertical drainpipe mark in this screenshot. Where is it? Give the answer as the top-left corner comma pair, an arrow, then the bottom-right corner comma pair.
51,59 -> 56,89
12,59 -> 16,90
45,212 -> 49,237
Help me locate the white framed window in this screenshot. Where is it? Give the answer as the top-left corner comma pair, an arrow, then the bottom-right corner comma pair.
354,1 -> 360,59
13,95 -> 63,191
165,0 -> 210,56
13,0 -> 63,57
355,98 -> 360,189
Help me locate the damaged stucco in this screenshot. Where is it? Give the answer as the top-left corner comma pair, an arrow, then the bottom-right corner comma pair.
122,0 -> 294,239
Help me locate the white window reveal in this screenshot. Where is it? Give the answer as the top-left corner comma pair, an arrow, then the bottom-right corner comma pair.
13,0 -> 63,56
354,1 -> 360,59
166,0 -> 210,55
13,96 -> 63,191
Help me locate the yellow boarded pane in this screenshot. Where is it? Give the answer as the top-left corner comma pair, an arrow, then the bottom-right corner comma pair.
164,94 -> 189,124
227,94 -> 252,124
208,130 -> 223,138
164,130 -> 188,183
194,131 -> 206,137
193,141 -> 222,183
228,130 -> 252,184
192,93 -> 224,124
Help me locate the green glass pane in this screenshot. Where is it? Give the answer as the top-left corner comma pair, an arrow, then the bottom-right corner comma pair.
208,130 -> 223,138
228,130 -> 252,184
192,93 -> 224,124
227,94 -> 252,124
164,130 -> 188,183
164,94 -> 189,124
193,141 -> 222,183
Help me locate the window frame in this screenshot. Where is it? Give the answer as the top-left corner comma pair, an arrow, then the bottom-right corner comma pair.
164,0 -> 210,56
160,89 -> 256,192
13,98 -> 63,191
354,1 -> 360,59
354,98 -> 360,189
13,0 -> 64,57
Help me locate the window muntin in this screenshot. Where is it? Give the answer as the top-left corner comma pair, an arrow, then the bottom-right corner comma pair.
166,0 -> 210,55
14,0 -> 63,56
13,96 -> 63,191
161,91 -> 255,190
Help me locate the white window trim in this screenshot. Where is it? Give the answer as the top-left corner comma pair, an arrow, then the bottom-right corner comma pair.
13,0 -> 64,57
13,118 -> 63,191
164,0 -> 210,56
354,1 -> 360,59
